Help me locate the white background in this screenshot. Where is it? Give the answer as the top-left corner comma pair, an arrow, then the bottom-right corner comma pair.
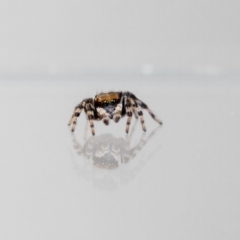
0,0 -> 240,74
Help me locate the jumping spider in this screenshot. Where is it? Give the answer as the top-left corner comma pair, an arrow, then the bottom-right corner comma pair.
68,91 -> 162,135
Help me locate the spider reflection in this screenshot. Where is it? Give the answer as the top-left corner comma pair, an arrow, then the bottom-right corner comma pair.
71,124 -> 160,170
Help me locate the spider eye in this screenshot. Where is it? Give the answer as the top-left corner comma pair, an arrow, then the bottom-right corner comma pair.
111,100 -> 116,104
103,101 -> 109,106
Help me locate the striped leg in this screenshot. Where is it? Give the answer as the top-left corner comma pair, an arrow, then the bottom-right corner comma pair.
85,103 -> 95,136
113,103 -> 122,123
133,108 -> 138,119
135,99 -> 162,125
131,100 -> 146,131
125,98 -> 133,134
97,107 -> 110,125
68,103 -> 83,132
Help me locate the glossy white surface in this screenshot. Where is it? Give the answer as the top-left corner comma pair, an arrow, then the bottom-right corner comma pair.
0,75 -> 239,239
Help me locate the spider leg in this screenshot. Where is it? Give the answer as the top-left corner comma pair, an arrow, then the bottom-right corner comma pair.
96,107 -> 110,125
130,99 -> 146,131
133,108 -> 138,119
113,103 -> 122,123
135,99 -> 162,125
125,116 -> 138,142
85,102 -> 96,136
68,102 -> 84,132
124,97 -> 133,134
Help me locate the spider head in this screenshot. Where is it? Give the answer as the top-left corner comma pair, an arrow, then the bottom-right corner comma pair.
94,92 -> 121,116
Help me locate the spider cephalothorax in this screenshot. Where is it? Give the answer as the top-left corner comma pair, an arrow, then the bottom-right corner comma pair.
68,91 -> 162,135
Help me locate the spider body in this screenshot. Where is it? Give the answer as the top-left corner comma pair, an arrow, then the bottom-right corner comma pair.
68,91 -> 162,135
94,92 -> 122,118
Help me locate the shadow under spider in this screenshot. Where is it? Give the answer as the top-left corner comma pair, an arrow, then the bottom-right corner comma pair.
71,121 -> 162,170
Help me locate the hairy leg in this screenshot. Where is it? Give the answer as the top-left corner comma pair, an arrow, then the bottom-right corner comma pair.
68,102 -> 84,132
124,97 -> 133,134
97,107 -> 110,125
85,102 -> 96,136
135,99 -> 162,125
113,103 -> 122,123
131,99 -> 146,131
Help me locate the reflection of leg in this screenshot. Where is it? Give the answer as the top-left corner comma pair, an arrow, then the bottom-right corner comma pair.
84,119 -> 89,141
71,123 -> 161,168
71,133 -> 83,156
124,125 -> 161,163
146,125 -> 161,140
